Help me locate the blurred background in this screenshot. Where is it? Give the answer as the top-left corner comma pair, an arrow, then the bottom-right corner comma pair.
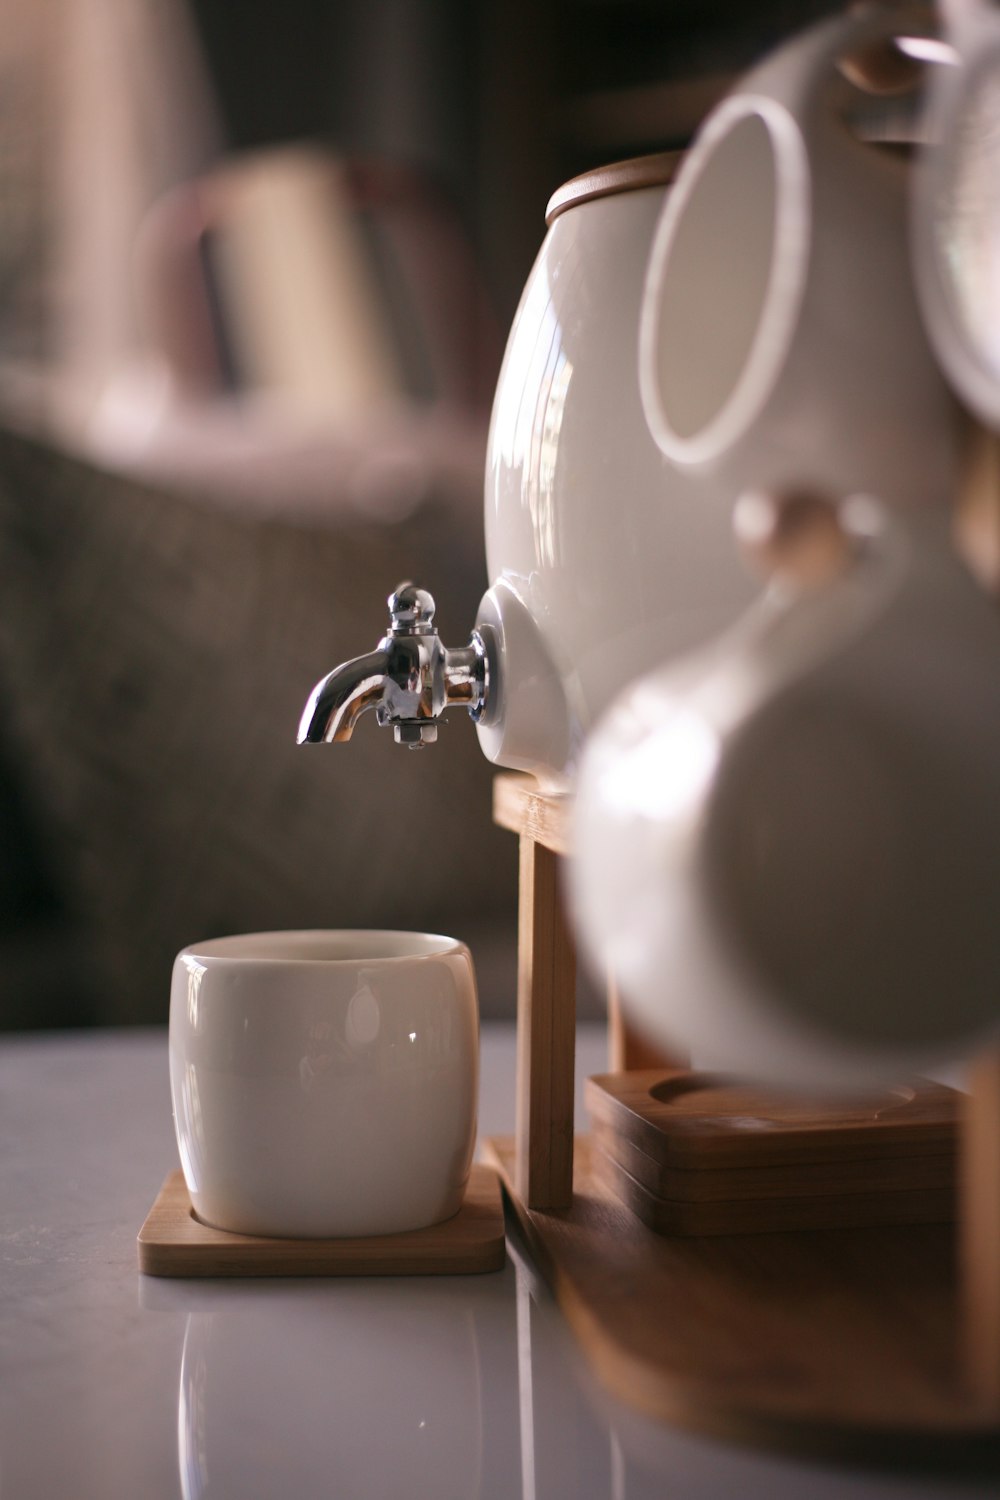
0,0 -> 840,1029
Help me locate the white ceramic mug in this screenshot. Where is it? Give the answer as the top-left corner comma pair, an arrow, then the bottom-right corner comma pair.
913,0 -> 1000,430
639,4 -> 959,512
570,505 -> 1000,1088
169,929 -> 478,1237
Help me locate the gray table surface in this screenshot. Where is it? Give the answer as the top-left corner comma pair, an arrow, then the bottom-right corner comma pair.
2,1024 -> 996,1499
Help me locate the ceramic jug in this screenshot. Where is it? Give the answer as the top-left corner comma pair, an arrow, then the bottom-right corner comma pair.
299,154 -> 756,783
473,154 -> 756,787
640,2 -> 961,512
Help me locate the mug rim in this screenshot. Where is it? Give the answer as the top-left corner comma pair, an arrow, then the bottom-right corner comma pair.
175,928 -> 468,966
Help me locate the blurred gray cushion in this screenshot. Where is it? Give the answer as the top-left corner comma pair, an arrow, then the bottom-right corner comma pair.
0,431 -> 516,1025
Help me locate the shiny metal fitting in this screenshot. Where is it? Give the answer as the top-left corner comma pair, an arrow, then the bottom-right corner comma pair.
297,583 -> 491,747
393,722 -> 438,748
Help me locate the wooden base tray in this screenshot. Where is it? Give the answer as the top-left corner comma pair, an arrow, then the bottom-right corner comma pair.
485,1134 -> 1000,1452
138,1165 -> 506,1278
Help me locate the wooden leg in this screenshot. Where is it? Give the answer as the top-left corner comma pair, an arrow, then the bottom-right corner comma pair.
607,975 -> 688,1073
515,834 -> 576,1210
962,1049 -> 1000,1412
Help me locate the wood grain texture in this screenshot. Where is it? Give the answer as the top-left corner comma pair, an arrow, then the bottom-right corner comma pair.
486,1135 -> 1000,1448
544,151 -> 681,224
591,1132 -> 955,1237
586,1070 -> 959,1170
137,1165 -> 506,1277
590,1115 -> 955,1205
963,1051 -> 1000,1412
493,774 -> 572,856
515,834 -> 576,1209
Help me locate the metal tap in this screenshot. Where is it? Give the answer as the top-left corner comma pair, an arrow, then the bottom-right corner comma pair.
297,583 -> 491,748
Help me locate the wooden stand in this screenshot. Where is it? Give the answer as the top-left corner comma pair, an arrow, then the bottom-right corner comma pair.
494,774 -> 677,1212
488,772 -> 1000,1451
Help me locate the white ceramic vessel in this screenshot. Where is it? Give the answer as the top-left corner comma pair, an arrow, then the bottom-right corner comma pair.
169,929 -> 478,1237
295,8 -> 1000,1090
639,3 -> 960,512
296,156 -> 757,782
474,156 -> 757,788
913,0 -> 1000,431
565,3 -> 1000,1088
571,505 -> 1000,1086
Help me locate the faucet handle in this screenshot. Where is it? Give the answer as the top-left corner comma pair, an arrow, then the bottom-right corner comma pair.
387,583 -> 436,635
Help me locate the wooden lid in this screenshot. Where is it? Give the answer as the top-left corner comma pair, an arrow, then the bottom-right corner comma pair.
545,151 -> 683,226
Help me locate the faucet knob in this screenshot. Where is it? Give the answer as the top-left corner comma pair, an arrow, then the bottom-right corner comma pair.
387,583 -> 436,634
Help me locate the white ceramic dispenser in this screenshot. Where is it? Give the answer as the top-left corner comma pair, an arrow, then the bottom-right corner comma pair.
299,4 -> 1000,1089
299,153 -> 757,785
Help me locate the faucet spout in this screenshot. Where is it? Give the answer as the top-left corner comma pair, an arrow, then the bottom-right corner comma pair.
297,583 -> 493,750
297,650 -> 391,744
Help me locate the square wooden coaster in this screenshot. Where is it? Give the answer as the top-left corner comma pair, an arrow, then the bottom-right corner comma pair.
586,1070 -> 959,1171
590,1132 -> 955,1236
138,1165 -> 506,1277
585,1071 -> 958,1236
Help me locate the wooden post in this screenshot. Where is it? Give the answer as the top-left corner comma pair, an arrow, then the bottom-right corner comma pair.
962,1049 -> 1000,1412
607,975 -> 687,1073
515,834 -> 576,1210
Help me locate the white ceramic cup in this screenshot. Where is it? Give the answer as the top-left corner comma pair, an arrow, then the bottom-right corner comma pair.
639,4 -> 959,512
913,0 -> 1000,431
169,929 -> 478,1237
570,505 -> 1000,1088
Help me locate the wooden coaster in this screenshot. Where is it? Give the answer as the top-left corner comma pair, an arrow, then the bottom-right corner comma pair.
137,1165 -> 506,1278
586,1071 -> 957,1235
589,1113 -> 955,1203
485,1134 -> 1000,1451
586,1071 -> 959,1169
591,1128 -> 955,1237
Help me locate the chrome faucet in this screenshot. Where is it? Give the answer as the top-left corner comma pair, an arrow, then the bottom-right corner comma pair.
297,583 -> 492,748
